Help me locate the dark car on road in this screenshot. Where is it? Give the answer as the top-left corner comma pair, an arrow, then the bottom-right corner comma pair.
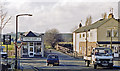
47,54 -> 59,66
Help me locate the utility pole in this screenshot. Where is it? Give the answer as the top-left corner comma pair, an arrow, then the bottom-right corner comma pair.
85,30 -> 88,56
110,29 -> 112,49
109,27 -> 115,49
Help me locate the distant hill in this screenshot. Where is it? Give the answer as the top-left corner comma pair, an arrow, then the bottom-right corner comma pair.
2,32 -> 73,42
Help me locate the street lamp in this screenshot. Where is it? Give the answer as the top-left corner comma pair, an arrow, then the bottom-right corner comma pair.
15,14 -> 32,69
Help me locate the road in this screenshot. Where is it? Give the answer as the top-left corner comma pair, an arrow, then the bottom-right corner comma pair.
20,49 -> 120,71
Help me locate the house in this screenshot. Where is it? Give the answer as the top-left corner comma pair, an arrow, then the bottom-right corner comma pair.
18,31 -> 44,58
73,13 -> 120,57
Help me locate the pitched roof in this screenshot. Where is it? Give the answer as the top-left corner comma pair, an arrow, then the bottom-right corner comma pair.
23,31 -> 39,37
74,18 -> 112,33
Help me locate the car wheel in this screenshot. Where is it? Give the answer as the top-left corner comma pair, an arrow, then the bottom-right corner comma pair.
94,64 -> 97,69
47,63 -> 49,66
109,65 -> 113,69
57,63 -> 59,66
85,61 -> 89,67
53,64 -> 55,66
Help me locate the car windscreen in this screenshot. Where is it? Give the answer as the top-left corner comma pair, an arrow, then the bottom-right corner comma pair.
48,55 -> 58,59
95,48 -> 112,56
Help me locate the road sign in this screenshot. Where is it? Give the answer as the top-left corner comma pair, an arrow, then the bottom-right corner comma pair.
3,35 -> 11,45
14,42 -> 23,49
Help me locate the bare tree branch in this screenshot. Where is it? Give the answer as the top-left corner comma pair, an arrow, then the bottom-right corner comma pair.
85,16 -> 92,26
102,12 -> 107,19
2,16 -> 12,29
0,2 -> 12,30
1,12 -> 7,26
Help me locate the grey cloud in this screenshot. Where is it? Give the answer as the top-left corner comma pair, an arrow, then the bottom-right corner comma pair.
3,1 -> 118,34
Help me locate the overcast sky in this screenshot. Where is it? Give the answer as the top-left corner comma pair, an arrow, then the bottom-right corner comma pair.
1,0 -> 119,34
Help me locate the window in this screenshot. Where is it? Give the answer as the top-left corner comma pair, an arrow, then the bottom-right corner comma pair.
107,30 -> 111,37
113,30 -> 118,37
30,42 -> 33,46
22,42 -> 27,45
107,29 -> 118,37
37,42 -> 41,45
83,34 -> 85,37
30,47 -> 33,52
34,43 -> 41,53
80,34 -> 81,38
23,46 -> 28,54
37,46 -> 41,52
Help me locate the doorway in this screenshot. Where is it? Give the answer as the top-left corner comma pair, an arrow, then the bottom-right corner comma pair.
28,42 -> 34,57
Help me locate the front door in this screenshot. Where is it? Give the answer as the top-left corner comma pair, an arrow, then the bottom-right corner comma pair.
29,42 -> 34,57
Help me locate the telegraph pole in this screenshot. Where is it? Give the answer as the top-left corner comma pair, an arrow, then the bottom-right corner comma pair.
110,29 -> 112,49
85,30 -> 88,56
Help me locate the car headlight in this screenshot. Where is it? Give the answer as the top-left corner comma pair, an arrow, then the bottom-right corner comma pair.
97,58 -> 99,61
110,59 -> 113,61
95,58 -> 99,61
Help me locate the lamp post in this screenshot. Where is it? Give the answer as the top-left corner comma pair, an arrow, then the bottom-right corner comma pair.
15,14 -> 32,69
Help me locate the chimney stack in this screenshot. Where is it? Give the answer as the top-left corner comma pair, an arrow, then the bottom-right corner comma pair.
108,13 -> 114,19
108,8 -> 114,18
79,20 -> 82,28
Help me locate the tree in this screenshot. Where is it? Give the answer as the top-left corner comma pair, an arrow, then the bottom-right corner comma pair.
88,16 -> 92,25
44,28 -> 61,48
85,17 -> 89,26
0,2 -> 12,35
102,12 -> 107,19
0,2 -> 12,46
85,16 -> 92,26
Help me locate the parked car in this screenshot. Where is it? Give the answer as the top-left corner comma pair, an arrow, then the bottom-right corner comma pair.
46,54 -> 59,66
84,47 -> 113,69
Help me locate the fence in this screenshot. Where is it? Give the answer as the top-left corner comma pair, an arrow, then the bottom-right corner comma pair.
56,45 -> 83,59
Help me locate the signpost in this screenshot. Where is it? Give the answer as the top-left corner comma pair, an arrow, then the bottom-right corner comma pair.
3,35 -> 11,45
14,42 -> 23,69
3,35 -> 11,70
3,35 -> 11,58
